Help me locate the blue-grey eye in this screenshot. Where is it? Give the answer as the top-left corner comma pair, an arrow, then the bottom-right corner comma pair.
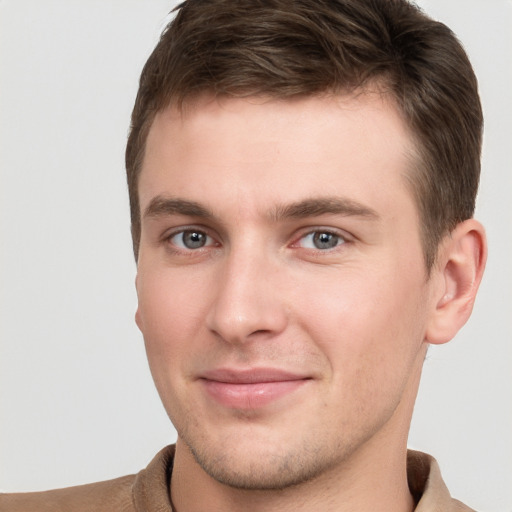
300,231 -> 345,250
171,230 -> 211,249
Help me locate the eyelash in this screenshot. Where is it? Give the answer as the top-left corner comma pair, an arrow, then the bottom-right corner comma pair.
292,229 -> 348,251
163,227 -> 351,255
164,227 -> 219,253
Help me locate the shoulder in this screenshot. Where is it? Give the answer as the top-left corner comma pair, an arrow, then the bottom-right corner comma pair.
0,445 -> 176,512
0,474 -> 137,512
407,450 -> 477,512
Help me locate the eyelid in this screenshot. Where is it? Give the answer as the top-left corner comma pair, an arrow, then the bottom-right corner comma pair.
162,223 -> 212,239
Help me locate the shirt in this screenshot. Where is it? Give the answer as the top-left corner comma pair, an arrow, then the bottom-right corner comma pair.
0,446 -> 476,511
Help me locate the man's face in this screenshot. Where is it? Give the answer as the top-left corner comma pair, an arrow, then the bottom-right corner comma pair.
135,93 -> 437,489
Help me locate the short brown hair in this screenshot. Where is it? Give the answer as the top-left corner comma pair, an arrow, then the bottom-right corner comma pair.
126,0 -> 483,270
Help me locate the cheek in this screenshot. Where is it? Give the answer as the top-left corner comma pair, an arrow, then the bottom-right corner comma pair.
296,272 -> 428,437
295,264 -> 428,383
135,271 -> 205,420
136,270 -> 209,371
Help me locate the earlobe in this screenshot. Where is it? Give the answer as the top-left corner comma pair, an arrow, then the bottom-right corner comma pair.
135,308 -> 144,331
134,273 -> 144,332
425,219 -> 487,345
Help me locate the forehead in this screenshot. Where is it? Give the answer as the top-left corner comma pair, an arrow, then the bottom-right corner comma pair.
139,93 -> 417,221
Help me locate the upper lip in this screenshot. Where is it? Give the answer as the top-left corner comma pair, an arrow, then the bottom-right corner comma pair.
200,368 -> 310,384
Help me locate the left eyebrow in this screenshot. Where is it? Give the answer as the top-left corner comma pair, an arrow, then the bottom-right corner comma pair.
269,197 -> 379,222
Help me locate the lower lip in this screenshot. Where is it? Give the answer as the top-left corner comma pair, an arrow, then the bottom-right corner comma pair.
201,379 -> 308,409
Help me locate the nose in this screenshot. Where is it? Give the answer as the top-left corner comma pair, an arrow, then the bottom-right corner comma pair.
205,248 -> 288,344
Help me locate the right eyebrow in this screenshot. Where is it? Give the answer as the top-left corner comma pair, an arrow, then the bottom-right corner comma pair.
143,196 -> 214,220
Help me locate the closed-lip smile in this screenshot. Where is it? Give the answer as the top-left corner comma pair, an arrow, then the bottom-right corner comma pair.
199,368 -> 311,409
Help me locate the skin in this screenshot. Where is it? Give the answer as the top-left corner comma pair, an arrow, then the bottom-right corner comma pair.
135,93 -> 486,512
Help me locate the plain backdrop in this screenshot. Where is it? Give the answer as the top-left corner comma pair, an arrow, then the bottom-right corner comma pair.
1,1 -> 511,510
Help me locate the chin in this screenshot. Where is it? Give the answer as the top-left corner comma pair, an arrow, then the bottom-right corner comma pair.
182,430 -> 349,491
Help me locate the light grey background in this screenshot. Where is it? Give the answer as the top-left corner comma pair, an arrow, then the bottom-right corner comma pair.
1,1 -> 510,510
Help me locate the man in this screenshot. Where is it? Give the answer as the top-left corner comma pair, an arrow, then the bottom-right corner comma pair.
0,0 -> 487,510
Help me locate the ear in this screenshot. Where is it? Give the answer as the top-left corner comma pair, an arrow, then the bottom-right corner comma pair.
425,219 -> 487,345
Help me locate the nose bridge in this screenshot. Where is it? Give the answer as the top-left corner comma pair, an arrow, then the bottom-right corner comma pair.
206,241 -> 287,343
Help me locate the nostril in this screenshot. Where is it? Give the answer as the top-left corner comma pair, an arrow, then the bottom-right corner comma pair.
249,329 -> 273,337
206,306 -> 288,345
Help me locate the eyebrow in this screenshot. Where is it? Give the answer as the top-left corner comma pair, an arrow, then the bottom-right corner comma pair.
143,197 -> 214,220
142,195 -> 379,222
269,197 -> 379,221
